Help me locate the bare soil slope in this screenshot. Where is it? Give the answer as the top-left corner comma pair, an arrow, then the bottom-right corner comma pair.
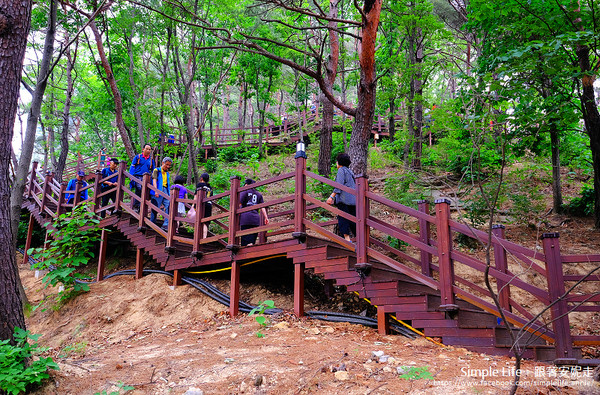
20,259 -> 598,395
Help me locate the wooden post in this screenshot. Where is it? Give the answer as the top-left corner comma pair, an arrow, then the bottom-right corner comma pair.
377,306 -> 391,335
39,171 -> 52,217
541,233 -> 575,362
492,225 -> 511,312
73,173 -> 82,209
355,175 -> 370,264
226,176 -> 241,250
418,200 -> 432,276
27,161 -> 39,199
435,198 -> 457,310
93,170 -> 101,214
135,249 -> 144,279
22,214 -> 35,265
165,185 -> 178,253
192,188 -> 206,257
57,182 -> 66,217
138,173 -> 151,229
96,228 -> 108,281
258,208 -> 267,244
292,149 -> 307,240
173,269 -> 182,287
114,161 -> 126,213
230,260 -> 241,316
294,262 -> 305,317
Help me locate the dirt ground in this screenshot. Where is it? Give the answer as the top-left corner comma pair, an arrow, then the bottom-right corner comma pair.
19,258 -> 599,395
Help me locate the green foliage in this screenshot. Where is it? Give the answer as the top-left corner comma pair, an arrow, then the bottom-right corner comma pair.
0,327 -> 59,395
17,211 -> 44,250
93,381 -> 135,395
384,173 -> 427,208
249,300 -> 275,337
398,366 -> 434,380
205,159 -> 218,173
563,184 -> 595,217
218,143 -> 261,163
377,138 -> 404,157
28,204 -> 100,305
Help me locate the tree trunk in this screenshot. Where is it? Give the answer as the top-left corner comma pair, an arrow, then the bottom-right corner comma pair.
0,0 -> 31,343
317,0 -> 340,177
549,124 -> 563,213
126,30 -> 145,148
388,98 -> 396,143
9,0 -> 56,310
89,20 -> 135,159
55,42 -> 76,182
576,45 -> 600,228
348,0 -> 382,175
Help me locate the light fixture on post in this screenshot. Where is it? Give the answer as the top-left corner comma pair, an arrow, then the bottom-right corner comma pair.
295,141 -> 307,159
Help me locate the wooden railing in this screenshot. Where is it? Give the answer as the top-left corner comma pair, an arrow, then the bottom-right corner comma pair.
23,154 -> 600,361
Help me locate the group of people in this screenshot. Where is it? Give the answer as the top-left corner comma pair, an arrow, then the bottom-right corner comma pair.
66,143 -> 269,245
66,145 -> 355,245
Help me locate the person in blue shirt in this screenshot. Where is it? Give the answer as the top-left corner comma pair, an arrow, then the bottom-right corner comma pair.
65,170 -> 89,208
129,144 -> 155,211
100,157 -> 119,217
150,157 -> 173,230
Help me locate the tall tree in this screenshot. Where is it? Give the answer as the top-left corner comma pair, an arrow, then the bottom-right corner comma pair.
0,0 -> 32,342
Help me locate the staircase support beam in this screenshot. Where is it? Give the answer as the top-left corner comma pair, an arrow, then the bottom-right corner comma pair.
135,249 -> 144,279
230,260 -> 241,317
355,175 -> 370,265
96,228 -> 108,281
294,262 -> 305,317
492,225 -> 511,312
23,214 -> 35,265
377,306 -> 391,335
418,200 -> 432,276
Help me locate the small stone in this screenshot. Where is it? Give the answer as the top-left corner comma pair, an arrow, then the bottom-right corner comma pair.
224,358 -> 235,364
378,355 -> 389,363
397,366 -> 411,375
308,328 -> 320,335
371,351 -> 385,359
274,322 -> 289,330
254,375 -> 263,386
334,371 -> 349,381
324,326 -> 334,333
298,360 -> 303,365
437,353 -> 448,359
383,367 -> 393,373
230,333 -> 238,339
183,388 -> 204,395
305,336 -> 319,341
387,357 -> 397,365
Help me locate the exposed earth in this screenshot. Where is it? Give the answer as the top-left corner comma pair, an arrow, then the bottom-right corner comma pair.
19,251 -> 599,395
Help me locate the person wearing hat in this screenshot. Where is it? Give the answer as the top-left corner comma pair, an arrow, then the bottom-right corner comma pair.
129,143 -> 155,211
99,158 -> 120,217
238,178 -> 269,246
65,170 -> 89,207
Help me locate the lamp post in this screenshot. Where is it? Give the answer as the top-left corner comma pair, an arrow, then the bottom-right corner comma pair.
295,141 -> 307,159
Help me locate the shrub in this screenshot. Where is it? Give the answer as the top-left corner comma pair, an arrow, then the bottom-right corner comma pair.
28,203 -> 100,305
563,184 -> 595,216
0,327 -> 59,395
384,173 -> 427,208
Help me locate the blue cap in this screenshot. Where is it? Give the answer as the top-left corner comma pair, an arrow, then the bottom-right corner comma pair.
77,170 -> 85,177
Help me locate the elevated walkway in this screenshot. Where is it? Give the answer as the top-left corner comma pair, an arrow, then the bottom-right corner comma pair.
22,155 -> 600,365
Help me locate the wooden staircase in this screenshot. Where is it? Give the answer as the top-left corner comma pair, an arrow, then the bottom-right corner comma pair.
21,155 -> 600,365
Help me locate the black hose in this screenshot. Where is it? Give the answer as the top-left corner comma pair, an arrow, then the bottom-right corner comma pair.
17,256 -> 415,339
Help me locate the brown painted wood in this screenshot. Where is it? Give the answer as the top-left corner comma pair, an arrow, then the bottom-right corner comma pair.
96,229 -> 108,281
173,269 -> 182,287
295,157 -> 306,235
294,262 -> 305,317
138,173 -> 151,229
435,199 -> 456,309
377,306 -> 391,335
227,176 -> 240,248
135,249 -> 144,279
230,260 -> 241,317
417,201 -> 432,276
542,233 -> 574,359
355,175 -> 369,265
492,225 -> 511,312
23,214 -> 35,265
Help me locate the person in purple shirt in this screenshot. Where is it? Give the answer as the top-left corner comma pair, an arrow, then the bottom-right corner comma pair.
239,178 -> 269,246
171,175 -> 190,233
